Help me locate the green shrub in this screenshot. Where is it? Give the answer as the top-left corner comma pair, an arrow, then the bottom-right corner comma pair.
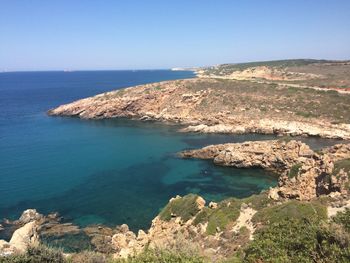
0,245 -> 65,263
333,159 -> 350,175
296,111 -> 318,118
240,193 -> 275,210
112,249 -> 206,263
288,163 -> 302,178
194,198 -> 240,235
252,200 -> 327,225
67,251 -> 107,263
244,218 -> 350,263
159,194 -> 201,222
332,159 -> 350,189
220,255 -> 243,263
333,208 -> 350,232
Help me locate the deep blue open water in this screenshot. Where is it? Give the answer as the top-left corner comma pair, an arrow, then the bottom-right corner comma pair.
0,70 -> 343,231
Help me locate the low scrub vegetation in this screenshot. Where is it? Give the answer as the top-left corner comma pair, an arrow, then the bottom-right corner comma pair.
0,247 -> 206,263
114,249 -> 206,263
183,78 -> 350,123
159,194 -> 201,222
1,198 -> 348,262
0,245 -> 65,263
333,208 -> 350,232
194,199 -> 241,235
252,200 -> 327,225
333,159 -> 350,175
244,217 -> 350,263
288,163 -> 302,178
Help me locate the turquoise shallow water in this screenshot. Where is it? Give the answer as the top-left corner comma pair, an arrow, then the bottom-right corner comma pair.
0,71 -> 344,231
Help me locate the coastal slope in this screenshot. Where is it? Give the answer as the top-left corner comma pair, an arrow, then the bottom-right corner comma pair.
48,77 -> 350,139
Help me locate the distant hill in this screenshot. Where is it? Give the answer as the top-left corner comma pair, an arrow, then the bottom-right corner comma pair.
207,59 -> 349,72
197,59 -> 350,91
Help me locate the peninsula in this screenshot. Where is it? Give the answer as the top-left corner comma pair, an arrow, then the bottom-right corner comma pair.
49,59 -> 350,140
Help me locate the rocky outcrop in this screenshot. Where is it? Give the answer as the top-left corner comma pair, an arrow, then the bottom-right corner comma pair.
181,122 -> 350,140
322,143 -> 350,161
180,140 -> 350,201
48,78 -> 350,140
0,210 -> 119,255
111,196 -> 251,261
0,209 -> 41,255
0,199 -> 251,260
9,221 -> 39,252
180,140 -> 314,173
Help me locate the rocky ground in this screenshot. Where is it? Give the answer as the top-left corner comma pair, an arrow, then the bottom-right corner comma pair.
48,77 -> 350,140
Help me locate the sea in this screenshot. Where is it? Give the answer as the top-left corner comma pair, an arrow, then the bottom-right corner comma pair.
0,70 -> 343,231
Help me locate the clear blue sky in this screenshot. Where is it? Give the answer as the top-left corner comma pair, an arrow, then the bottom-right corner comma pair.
1,0 -> 349,71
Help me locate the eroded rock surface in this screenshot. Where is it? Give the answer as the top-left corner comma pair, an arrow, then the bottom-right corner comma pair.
111,196 -> 252,261
48,79 -> 350,139
0,210 -> 41,255
180,140 -> 350,200
180,140 -> 314,173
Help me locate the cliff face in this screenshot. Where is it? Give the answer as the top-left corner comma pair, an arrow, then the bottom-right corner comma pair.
48,78 -> 350,139
180,140 -> 314,172
180,140 -> 350,201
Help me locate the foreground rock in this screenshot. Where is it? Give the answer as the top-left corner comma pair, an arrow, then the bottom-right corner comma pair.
0,197 -> 252,261
180,139 -> 314,172
0,209 -> 41,255
48,78 -> 350,139
180,140 -> 350,200
111,195 -> 252,261
0,210 -> 118,256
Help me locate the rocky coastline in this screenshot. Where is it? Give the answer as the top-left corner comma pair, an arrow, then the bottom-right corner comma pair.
180,140 -> 350,201
3,74 -> 350,261
48,78 -> 350,140
1,140 -> 349,260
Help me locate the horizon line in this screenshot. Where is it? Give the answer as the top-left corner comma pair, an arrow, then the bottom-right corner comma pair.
2,57 -> 350,73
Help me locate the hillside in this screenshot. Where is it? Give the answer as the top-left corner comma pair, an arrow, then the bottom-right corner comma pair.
197,59 -> 350,92
48,77 -> 350,139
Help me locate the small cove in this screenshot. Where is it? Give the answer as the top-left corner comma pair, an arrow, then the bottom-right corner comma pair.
0,71 -> 346,233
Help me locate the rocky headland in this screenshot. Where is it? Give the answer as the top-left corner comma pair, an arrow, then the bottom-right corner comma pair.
48,78 -> 350,140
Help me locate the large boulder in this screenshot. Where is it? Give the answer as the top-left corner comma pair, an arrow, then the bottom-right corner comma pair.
9,221 -> 39,252
17,209 -> 42,224
0,221 -> 39,255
